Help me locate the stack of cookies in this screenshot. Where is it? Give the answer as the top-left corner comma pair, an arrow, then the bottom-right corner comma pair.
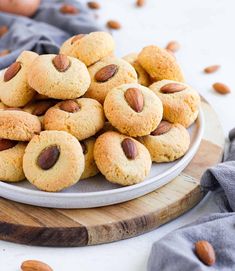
0,31 -> 200,192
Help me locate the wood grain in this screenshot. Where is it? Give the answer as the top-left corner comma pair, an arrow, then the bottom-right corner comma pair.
0,100 -> 224,246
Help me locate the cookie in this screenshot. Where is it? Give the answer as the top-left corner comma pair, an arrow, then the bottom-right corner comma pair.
139,121 -> 190,162
84,56 -> 138,104
0,110 -> 41,141
138,45 -> 185,82
0,51 -> 38,107
0,102 -> 8,109
60,31 -> 115,66
123,53 -> 151,86
44,98 -> 105,140
104,83 -> 163,137
94,131 -> 152,186
0,140 -> 26,182
27,54 -> 91,100
149,80 -> 200,127
80,137 -> 99,179
23,99 -> 58,128
23,130 -> 85,192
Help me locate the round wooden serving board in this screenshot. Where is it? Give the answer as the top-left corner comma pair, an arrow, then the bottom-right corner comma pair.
0,98 -> 224,247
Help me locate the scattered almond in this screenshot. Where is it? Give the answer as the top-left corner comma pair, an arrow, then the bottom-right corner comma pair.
0,49 -> 10,57
4,61 -> 21,82
21,260 -> 53,271
166,41 -> 180,53
195,240 -> 216,266
106,20 -> 121,30
95,64 -> 118,82
136,0 -> 145,7
151,121 -> 172,136
0,26 -> 8,38
124,88 -> 144,113
87,1 -> 100,9
60,4 -> 79,14
212,82 -> 231,95
204,65 -> 220,74
121,138 -> 138,160
52,54 -> 70,72
160,83 -> 186,94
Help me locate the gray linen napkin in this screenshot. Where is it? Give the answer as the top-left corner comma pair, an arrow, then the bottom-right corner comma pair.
148,130 -> 235,271
0,0 -> 101,69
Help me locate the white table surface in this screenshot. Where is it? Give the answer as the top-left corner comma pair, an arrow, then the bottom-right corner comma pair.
1,0 -> 235,270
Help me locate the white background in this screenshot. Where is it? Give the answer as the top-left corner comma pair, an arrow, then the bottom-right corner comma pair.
1,0 -> 235,270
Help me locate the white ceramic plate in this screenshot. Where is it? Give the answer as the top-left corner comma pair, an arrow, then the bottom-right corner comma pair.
0,109 -> 204,209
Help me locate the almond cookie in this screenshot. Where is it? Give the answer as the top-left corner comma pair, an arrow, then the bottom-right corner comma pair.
123,53 -> 151,86
139,121 -> 190,162
84,56 -> 138,104
94,131 -> 151,186
80,137 -> 99,180
138,45 -> 185,82
0,51 -> 38,107
23,130 -> 85,192
23,99 -> 58,128
44,98 -> 105,140
104,83 -> 163,137
0,110 -> 41,141
60,31 -> 115,66
0,140 -> 26,182
27,54 -> 91,100
149,80 -> 201,127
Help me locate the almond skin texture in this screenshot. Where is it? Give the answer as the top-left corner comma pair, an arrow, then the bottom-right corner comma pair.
160,83 -> 186,94
151,121 -> 172,136
121,138 -> 138,159
59,100 -> 80,113
0,26 -> 8,38
52,54 -> 70,72
71,34 -> 86,44
0,138 -> 18,151
106,20 -> 121,30
32,101 -> 56,116
37,145 -> 60,170
60,4 -> 79,14
195,240 -> 216,266
166,41 -> 180,53
0,49 -> 10,57
124,88 -> 144,113
136,0 -> 145,7
95,64 -> 118,82
21,260 -> 53,271
4,61 -> 21,82
87,1 -> 100,9
213,82 -> 231,95
204,65 -> 220,74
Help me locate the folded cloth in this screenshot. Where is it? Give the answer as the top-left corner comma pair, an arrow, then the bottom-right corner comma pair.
148,130 -> 235,271
0,0 -> 101,69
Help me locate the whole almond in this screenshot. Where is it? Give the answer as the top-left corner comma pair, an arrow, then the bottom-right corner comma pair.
52,54 -> 70,72
213,82 -> 231,95
95,64 -> 118,82
71,34 -> 86,44
37,145 -> 60,170
166,41 -> 180,53
87,1 -> 100,9
0,26 -> 8,38
21,260 -> 53,271
124,88 -> 144,113
0,139 -> 18,151
0,49 -> 10,57
121,138 -> 138,160
160,83 -> 186,94
195,240 -> 216,266
151,121 -> 172,136
106,20 -> 121,30
204,65 -> 220,74
4,61 -> 21,82
60,4 -> 79,14
136,0 -> 145,7
59,100 -> 80,113
32,101 -> 56,116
